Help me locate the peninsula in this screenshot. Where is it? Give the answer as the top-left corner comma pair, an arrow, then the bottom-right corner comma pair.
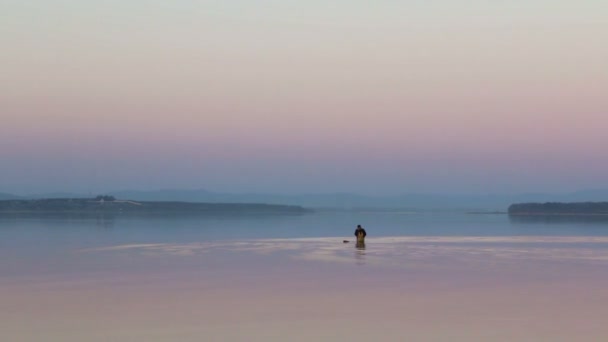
508,202 -> 608,216
0,196 -> 311,216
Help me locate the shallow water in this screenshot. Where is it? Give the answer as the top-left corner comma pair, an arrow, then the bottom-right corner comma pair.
2,212 -> 608,341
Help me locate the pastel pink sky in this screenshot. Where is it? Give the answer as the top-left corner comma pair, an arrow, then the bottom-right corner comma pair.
1,1 -> 607,194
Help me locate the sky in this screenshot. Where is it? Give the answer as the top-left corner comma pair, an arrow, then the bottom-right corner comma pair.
1,0 -> 607,195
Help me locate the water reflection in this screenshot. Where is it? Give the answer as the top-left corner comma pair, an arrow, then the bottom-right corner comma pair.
509,214 -> 608,225
356,241 -> 366,250
95,216 -> 115,230
355,241 -> 366,265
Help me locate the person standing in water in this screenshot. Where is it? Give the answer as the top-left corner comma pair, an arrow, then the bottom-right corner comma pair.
354,225 -> 367,247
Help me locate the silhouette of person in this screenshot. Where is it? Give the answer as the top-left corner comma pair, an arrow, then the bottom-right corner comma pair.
354,224 -> 366,249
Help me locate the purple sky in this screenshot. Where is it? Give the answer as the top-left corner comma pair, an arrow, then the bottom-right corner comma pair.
1,1 -> 607,195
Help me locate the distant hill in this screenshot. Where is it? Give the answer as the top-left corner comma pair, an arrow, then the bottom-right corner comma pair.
0,192 -> 21,200
3,188 -> 608,211
107,190 -> 465,209
0,197 -> 310,216
110,189 -> 214,202
107,189 -> 608,211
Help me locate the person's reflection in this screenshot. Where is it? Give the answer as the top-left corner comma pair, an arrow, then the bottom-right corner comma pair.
95,214 -> 115,230
355,241 -> 366,265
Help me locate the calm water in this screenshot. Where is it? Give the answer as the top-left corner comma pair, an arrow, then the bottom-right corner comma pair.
2,212 -> 608,341
2,211 -> 608,279
2,211 -> 608,248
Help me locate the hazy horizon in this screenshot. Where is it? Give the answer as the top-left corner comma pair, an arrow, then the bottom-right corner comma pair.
2,1 -> 607,195
4,187 -> 608,198
4,3 -> 608,340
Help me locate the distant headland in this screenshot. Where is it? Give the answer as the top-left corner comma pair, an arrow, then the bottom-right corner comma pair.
0,196 -> 311,216
508,202 -> 608,216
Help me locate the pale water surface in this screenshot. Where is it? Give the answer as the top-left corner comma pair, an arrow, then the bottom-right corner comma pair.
1,212 -> 608,341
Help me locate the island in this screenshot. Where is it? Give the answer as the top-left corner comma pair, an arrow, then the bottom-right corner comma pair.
508,202 -> 608,216
0,196 -> 311,216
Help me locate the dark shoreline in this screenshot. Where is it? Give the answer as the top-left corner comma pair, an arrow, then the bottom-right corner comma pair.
0,198 -> 312,216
